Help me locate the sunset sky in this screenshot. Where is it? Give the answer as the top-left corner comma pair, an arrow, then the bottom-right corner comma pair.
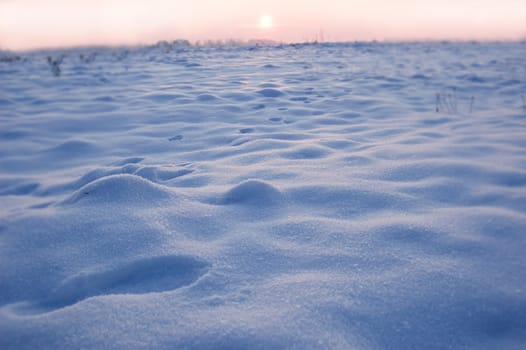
1,0 -> 525,50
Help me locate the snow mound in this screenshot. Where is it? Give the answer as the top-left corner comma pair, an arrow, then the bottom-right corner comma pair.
15,255 -> 209,314
63,174 -> 172,205
257,88 -> 284,98
219,180 -> 283,206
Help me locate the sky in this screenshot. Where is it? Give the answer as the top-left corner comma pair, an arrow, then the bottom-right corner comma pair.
1,0 -> 525,50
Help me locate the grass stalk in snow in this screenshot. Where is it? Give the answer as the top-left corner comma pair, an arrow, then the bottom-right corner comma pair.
47,55 -> 64,77
436,88 -> 458,114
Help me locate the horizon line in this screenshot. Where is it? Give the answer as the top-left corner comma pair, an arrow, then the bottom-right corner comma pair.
3,36 -> 526,53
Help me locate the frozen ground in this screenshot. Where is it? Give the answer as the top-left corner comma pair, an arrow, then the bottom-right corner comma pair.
1,41 -> 526,349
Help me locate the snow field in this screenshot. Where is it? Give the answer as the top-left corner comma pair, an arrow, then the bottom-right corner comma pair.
1,42 -> 526,349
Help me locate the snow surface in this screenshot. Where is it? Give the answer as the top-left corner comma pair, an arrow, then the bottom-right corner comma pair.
1,42 -> 526,349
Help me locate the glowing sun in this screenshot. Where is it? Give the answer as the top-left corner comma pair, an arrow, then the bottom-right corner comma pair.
259,15 -> 273,29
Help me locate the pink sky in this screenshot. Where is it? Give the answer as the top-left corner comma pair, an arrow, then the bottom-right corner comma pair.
1,0 -> 525,50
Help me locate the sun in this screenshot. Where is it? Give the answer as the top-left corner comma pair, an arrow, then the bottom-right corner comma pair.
259,15 -> 273,29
